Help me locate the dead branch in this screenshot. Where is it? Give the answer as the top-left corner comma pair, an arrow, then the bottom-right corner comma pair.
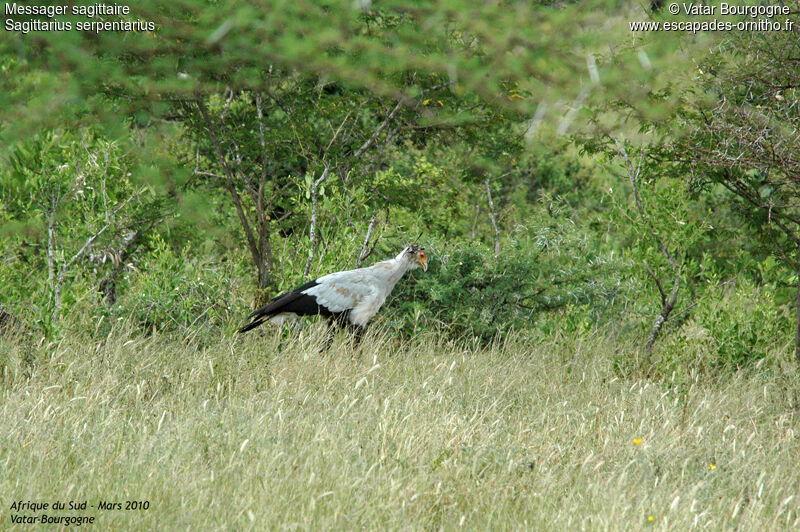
484,178 -> 501,258
354,99 -> 406,159
196,98 -> 261,272
304,163 -> 331,277
356,216 -> 377,268
100,214 -> 168,305
615,139 -> 681,358
643,259 -> 666,305
53,187 -> 143,321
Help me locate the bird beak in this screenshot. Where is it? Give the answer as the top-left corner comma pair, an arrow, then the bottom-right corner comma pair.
419,255 -> 427,272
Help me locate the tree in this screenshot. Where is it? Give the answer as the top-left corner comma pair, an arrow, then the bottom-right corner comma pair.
665,29 -> 800,362
175,72 -> 464,305
1,1 -> 678,151
0,130 -> 165,327
614,140 -> 681,357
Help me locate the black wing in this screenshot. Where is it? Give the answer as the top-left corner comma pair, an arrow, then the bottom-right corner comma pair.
238,279 -> 331,333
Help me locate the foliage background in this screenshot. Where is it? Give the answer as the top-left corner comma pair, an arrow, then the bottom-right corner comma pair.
2,1 -> 800,528
2,0 -> 798,370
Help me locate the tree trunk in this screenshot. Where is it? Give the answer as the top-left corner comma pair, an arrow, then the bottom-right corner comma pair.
196,98 -> 264,292
616,140 -> 682,358
253,92 -> 276,309
645,274 -> 679,357
253,255 -> 272,308
252,186 -> 274,309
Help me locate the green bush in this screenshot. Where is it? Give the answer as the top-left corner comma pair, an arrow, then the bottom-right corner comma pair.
114,238 -> 245,336
386,215 -> 637,343
657,279 -> 792,371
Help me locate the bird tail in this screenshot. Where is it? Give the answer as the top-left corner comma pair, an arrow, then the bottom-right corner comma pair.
239,278 -> 323,334
237,288 -> 306,333
237,302 -> 279,333
238,316 -> 269,334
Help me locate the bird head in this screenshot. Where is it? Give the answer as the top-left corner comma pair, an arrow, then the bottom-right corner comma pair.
401,244 -> 427,272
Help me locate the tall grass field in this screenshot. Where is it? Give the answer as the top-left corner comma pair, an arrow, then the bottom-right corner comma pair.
2,324 -> 799,530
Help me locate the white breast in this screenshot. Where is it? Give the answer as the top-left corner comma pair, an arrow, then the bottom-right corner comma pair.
348,285 -> 385,327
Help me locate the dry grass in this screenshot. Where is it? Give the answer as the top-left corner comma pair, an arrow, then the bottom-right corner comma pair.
1,324 -> 800,530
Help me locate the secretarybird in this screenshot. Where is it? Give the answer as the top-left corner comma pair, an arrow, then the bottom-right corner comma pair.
238,245 -> 427,334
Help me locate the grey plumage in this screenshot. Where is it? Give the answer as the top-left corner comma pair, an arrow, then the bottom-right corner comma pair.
238,245 -> 427,333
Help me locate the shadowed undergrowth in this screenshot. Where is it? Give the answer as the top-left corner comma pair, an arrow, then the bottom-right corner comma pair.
1,325 -> 799,530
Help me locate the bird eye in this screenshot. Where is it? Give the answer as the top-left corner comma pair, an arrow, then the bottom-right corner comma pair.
419,251 -> 426,259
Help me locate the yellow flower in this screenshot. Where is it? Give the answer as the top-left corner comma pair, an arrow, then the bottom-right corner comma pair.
648,515 -> 654,522
633,438 -> 643,446
708,464 -> 716,470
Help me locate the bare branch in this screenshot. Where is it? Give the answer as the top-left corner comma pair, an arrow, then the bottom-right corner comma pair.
484,178 -> 501,258
101,143 -> 111,225
614,138 -> 681,359
100,213 -> 169,304
255,91 -> 270,181
413,80 -> 457,104
304,163 -> 331,277
471,203 -> 481,240
325,108 -> 355,156
53,187 -> 143,321
645,274 -> 680,355
220,86 -> 234,122
356,216 -> 377,268
352,79 -> 455,161
59,189 -> 141,278
193,170 -> 226,180
195,98 -> 261,266
615,139 -> 677,271
354,99 -> 405,159
643,259 -> 666,305
46,195 -> 58,287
